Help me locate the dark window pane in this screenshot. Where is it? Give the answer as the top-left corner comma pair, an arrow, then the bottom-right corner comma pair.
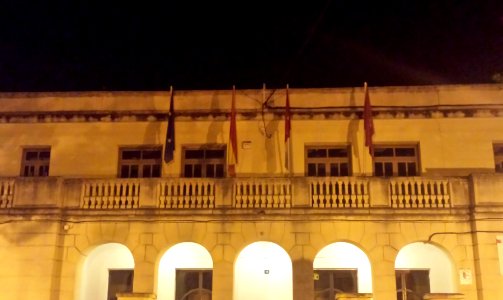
142,149 -> 162,159
328,148 -> 348,157
408,163 -> 417,176
122,150 -> 141,160
206,164 -> 215,178
398,162 -> 407,176
340,163 -> 349,176
120,165 -> 130,178
40,165 -> 49,176
375,162 -> 383,176
307,163 -> 316,176
108,270 -> 133,300
307,148 -> 327,158
143,165 -> 152,178
130,165 -> 139,178
152,164 -> 161,177
25,151 -> 38,161
23,166 -> 30,176
202,271 -> 212,290
216,164 -> 224,178
193,165 -> 202,177
39,151 -> 51,160
384,162 -> 393,176
330,163 -> 339,176
396,147 -> 416,157
495,145 -> 503,155
333,270 -> 357,293
185,150 -> 204,159
318,164 -> 326,176
206,149 -> 225,159
374,148 -> 394,157
184,164 -> 193,177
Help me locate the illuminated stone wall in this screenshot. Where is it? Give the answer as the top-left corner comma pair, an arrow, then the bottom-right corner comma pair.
0,84 -> 502,300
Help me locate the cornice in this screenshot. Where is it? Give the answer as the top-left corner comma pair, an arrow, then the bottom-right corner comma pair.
0,105 -> 502,123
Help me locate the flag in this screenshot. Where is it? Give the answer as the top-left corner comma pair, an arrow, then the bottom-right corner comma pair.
284,85 -> 291,171
228,85 -> 238,176
164,86 -> 175,163
363,82 -> 374,156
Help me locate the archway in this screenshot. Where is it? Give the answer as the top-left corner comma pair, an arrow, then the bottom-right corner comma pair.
234,241 -> 293,300
79,243 -> 135,300
395,242 -> 455,299
313,242 -> 372,298
157,242 -> 213,300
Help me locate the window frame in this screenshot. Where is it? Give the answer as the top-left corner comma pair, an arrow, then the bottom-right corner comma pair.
182,144 -> 227,178
313,268 -> 358,300
107,268 -> 134,300
118,145 -> 163,178
20,146 -> 51,177
175,268 -> 213,300
373,144 -> 420,177
305,144 -> 352,177
395,269 -> 430,300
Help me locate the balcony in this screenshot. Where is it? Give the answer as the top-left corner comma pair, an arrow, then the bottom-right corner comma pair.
1,173 -> 500,212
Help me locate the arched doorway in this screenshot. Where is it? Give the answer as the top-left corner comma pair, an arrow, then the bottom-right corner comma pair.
157,242 -> 213,300
78,243 -> 135,300
234,241 -> 293,300
313,242 -> 372,299
395,242 -> 455,300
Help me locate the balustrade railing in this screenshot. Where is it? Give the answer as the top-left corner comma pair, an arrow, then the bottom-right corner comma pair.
390,178 -> 451,208
0,179 -> 14,208
158,179 -> 215,208
81,179 -> 140,209
310,178 -> 369,208
234,178 -> 291,208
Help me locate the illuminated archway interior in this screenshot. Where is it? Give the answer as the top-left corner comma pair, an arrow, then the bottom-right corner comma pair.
313,242 -> 373,293
234,241 -> 293,300
79,243 -> 135,300
395,242 -> 455,292
157,242 -> 213,300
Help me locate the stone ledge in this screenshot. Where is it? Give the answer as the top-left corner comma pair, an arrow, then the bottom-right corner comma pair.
116,293 -> 156,300
423,293 -> 464,300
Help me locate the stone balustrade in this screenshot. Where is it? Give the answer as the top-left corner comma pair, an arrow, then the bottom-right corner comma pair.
233,178 -> 291,208
158,178 -> 215,208
310,178 -> 369,208
390,178 -> 451,208
0,178 -> 14,208
81,179 -> 140,209
1,174 -> 502,211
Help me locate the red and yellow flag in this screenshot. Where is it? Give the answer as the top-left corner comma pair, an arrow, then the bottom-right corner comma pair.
228,85 -> 238,176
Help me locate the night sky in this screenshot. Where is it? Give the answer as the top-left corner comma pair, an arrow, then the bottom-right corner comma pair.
0,0 -> 502,91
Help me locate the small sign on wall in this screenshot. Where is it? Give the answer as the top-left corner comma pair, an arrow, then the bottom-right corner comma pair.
459,269 -> 472,285
498,235 -> 503,275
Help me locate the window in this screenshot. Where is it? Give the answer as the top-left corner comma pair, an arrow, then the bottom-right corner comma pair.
21,147 -> 51,177
119,146 -> 162,178
306,146 -> 350,177
175,269 -> 212,300
314,269 -> 357,300
107,269 -> 133,300
374,145 -> 419,177
183,145 -> 226,178
494,144 -> 503,172
395,269 -> 430,300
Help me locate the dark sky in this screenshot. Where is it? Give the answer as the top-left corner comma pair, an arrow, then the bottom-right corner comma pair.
0,0 -> 502,91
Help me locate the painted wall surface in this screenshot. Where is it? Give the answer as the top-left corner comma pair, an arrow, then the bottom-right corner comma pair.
79,243 -> 135,300
395,242 -> 456,293
156,242 -> 213,300
313,242 -> 373,293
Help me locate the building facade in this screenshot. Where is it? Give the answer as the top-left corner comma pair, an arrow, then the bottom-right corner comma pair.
1,84 -> 503,300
